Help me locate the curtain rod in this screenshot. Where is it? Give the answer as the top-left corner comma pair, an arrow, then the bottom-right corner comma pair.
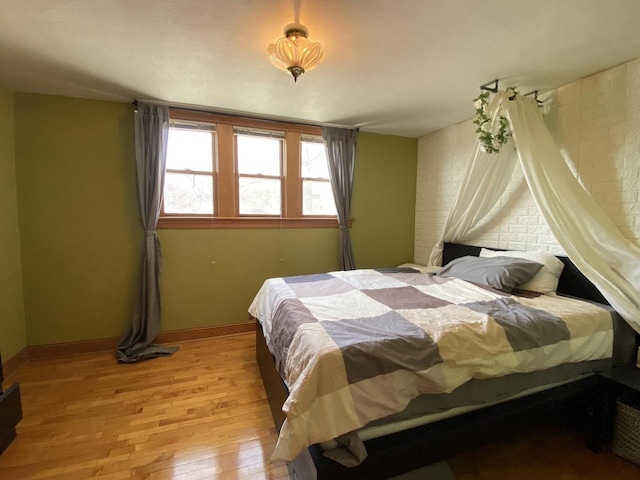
132,99 -> 357,131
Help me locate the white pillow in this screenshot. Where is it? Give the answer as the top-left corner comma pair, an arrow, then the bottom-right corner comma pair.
479,248 -> 565,295
397,263 -> 442,274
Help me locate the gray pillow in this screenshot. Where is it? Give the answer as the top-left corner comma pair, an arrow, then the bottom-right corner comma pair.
436,256 -> 544,293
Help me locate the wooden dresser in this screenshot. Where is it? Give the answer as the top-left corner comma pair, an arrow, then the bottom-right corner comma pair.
0,351 -> 23,455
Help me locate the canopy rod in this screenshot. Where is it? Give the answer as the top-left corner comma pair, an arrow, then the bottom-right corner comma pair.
479,79 -> 499,93
478,81 -> 543,106
480,80 -> 515,99
524,90 -> 544,106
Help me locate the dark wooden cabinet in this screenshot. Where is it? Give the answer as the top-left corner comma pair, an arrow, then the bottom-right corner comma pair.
600,365 -> 640,395
0,351 -> 23,455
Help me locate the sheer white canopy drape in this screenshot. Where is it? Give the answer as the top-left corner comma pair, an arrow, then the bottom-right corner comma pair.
428,94 -> 517,267
429,92 -> 640,334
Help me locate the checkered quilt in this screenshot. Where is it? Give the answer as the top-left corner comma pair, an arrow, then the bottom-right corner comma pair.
249,268 -> 613,462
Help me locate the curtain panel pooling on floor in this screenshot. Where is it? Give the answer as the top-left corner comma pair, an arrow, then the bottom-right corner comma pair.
117,102 -> 178,363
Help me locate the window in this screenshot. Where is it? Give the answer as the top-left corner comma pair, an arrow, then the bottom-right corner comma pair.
301,136 -> 336,216
164,121 -> 216,215
235,128 -> 284,216
159,109 -> 340,229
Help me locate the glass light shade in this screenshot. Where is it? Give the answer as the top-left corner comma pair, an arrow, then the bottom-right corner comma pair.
267,24 -> 324,81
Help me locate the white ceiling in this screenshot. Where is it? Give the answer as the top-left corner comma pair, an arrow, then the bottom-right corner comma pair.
1,0 -> 640,138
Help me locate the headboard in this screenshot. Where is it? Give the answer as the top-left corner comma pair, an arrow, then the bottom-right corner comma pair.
442,243 -> 608,304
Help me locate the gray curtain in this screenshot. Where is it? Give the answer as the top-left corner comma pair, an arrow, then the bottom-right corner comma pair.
322,127 -> 357,270
116,103 -> 178,363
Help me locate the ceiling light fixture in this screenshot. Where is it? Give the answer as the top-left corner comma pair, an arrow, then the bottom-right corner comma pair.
267,23 -> 324,83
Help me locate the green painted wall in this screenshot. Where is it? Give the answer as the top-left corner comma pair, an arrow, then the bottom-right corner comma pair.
160,228 -> 341,331
14,94 -> 141,346
14,93 -> 417,345
351,132 -> 416,268
0,86 -> 27,360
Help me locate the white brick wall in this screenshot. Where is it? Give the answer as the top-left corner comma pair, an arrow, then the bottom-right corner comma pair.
415,58 -> 640,265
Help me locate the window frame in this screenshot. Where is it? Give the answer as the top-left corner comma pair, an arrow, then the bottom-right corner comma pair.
234,127 -> 285,217
300,135 -> 336,218
158,109 -> 342,229
161,120 -> 217,218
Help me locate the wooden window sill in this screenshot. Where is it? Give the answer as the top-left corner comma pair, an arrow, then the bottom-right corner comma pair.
158,216 -> 351,229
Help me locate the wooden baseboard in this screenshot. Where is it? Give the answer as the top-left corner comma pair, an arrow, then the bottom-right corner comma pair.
1,348 -> 29,378
28,337 -> 120,360
7,321 -> 257,364
156,322 -> 255,344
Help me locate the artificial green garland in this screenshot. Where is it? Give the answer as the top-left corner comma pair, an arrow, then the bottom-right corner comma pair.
472,88 -> 515,154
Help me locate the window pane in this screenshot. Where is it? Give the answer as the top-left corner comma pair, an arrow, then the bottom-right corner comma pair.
303,180 -> 336,215
301,140 -> 329,178
237,135 -> 281,175
238,177 -> 281,215
164,173 -> 214,214
167,129 -> 213,172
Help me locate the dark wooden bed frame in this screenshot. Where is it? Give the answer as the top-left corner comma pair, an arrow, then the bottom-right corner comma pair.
255,243 -> 637,480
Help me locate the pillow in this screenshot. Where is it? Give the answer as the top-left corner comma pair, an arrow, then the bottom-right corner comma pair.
396,263 -> 442,274
436,255 -> 544,293
480,248 -> 565,295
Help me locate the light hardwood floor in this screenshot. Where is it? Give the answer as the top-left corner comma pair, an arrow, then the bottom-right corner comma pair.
1,333 -> 638,479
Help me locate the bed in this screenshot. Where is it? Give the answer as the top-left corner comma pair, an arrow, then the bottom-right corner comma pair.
251,243 -> 638,480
